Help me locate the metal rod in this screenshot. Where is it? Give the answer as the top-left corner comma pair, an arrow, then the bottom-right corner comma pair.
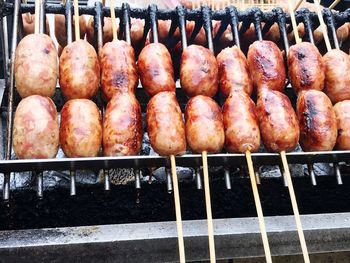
195,168 -> 202,190
226,6 -> 240,49
122,3 -> 131,45
65,0 -> 73,44
201,5 -> 214,52
308,163 -> 317,186
224,168 -> 231,190
0,15 -> 9,103
166,168 -> 173,193
255,166 -> 261,185
149,4 -> 159,43
70,170 -> 76,196
39,0 -> 45,33
135,169 -> 141,189
36,171 -> 43,198
252,8 -> 263,41
177,5 -> 187,50
275,7 -> 289,55
302,10 -> 315,45
334,163 -> 343,185
104,170 -> 110,191
324,8 -> 340,49
280,165 -> 288,187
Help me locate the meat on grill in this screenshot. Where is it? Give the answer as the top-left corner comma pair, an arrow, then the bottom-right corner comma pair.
55,14 -> 86,47
22,14 -> 50,36
334,100 -> 350,150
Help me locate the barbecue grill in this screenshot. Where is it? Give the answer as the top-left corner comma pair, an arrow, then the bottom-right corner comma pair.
0,0 -> 350,261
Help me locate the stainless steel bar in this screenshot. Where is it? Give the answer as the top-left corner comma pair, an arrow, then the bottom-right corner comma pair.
135,169 -> 141,189
280,165 -> 288,187
226,6 -> 240,49
224,168 -> 231,190
122,3 -> 131,45
39,0 -> 45,33
334,163 -> 343,185
36,171 -> 43,198
177,5 -> 187,50
308,164 -> 317,186
149,4 -> 159,43
201,5 -> 213,51
70,170 -> 76,196
196,168 -> 202,190
65,0 -> 73,44
166,168 -> 172,193
0,16 -> 9,83
255,167 -> 261,185
253,8 -> 263,41
104,170 -> 110,191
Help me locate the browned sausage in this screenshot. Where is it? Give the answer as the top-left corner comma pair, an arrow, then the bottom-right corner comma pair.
86,17 -> 114,45
15,34 -> 58,98
103,92 -> 143,156
256,89 -> 299,152
288,42 -> 325,94
217,46 -> 253,98
247,40 -> 286,93
223,92 -> 261,153
99,40 -> 138,101
297,90 -> 337,151
60,99 -> 102,157
55,14 -> 86,47
13,95 -> 59,159
59,39 -> 100,100
138,43 -> 176,97
180,45 -> 218,97
185,95 -> 224,153
334,100 -> 350,150
323,49 -> 350,104
146,91 -> 186,156
22,14 -> 50,36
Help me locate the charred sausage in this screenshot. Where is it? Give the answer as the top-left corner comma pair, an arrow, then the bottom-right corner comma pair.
223,92 -> 261,153
59,39 -> 100,100
288,42 -> 325,94
99,40 -> 138,100
146,91 -> 186,156
60,99 -> 102,157
185,95 -> 224,153
103,92 -> 143,156
15,34 -> 58,98
13,95 -> 59,159
334,100 -> 350,150
217,46 -> 253,98
138,43 -> 176,97
256,89 -> 299,152
180,45 -> 218,97
297,90 -> 337,151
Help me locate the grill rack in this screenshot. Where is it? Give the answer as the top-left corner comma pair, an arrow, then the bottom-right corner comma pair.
0,0 -> 350,201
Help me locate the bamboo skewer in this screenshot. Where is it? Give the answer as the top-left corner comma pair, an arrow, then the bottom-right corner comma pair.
110,0 -> 117,40
170,155 -> 186,263
202,151 -> 216,262
313,0 -> 332,51
246,151 -> 272,263
34,0 -> 40,34
73,0 -> 80,40
288,0 -> 302,43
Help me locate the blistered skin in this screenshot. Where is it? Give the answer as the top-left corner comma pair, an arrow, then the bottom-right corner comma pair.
180,45 -> 218,98
185,96 -> 224,153
59,40 -> 100,100
13,95 -> 59,159
323,49 -> 350,104
60,99 -> 102,157
100,40 -> 138,101
55,15 -> 86,47
217,46 -> 253,98
288,42 -> 325,94
146,91 -> 186,156
15,34 -> 58,98
247,40 -> 286,92
223,92 -> 261,153
256,89 -> 299,152
103,92 -> 143,156
297,90 -> 337,152
334,100 -> 350,150
138,43 -> 176,97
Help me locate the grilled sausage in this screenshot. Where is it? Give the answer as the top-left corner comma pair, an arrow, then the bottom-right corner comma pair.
13,95 -> 59,159
55,14 -> 86,47
100,40 -> 138,100
217,46 -> 253,98
256,89 -> 299,152
103,92 -> 143,156
60,99 -> 102,157
146,91 -> 186,156
334,100 -> 350,150
86,17 -> 114,45
297,90 -> 337,151
22,14 -> 50,36
185,95 -> 224,153
180,45 -> 218,97
59,39 -> 100,100
288,42 -> 325,94
247,40 -> 286,93
15,34 -> 58,98
138,43 -> 176,97
323,49 -> 350,104
223,92 -> 261,153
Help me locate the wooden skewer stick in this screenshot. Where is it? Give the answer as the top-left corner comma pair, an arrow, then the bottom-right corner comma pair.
293,0 -> 304,11
313,0 -> 332,52
287,0 -> 302,43
109,0 -> 117,40
281,151 -> 310,263
73,0 -> 80,40
34,0 -> 40,34
170,155 -> 186,263
329,0 -> 342,9
246,151 -> 272,263
202,151 -> 216,262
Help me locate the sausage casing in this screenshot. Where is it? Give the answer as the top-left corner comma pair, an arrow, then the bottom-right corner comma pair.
60,99 -> 102,157
13,95 -> 59,159
217,46 -> 253,98
180,45 -> 218,97
223,92 -> 261,153
103,92 -> 143,156
256,89 -> 299,152
146,91 -> 186,156
334,100 -> 350,150
100,40 -> 138,100
247,40 -> 286,93
138,43 -> 176,97
15,34 -> 58,98
288,42 -> 325,94
59,40 -> 100,100
55,15 -> 86,47
185,95 -> 224,153
297,90 -> 337,151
